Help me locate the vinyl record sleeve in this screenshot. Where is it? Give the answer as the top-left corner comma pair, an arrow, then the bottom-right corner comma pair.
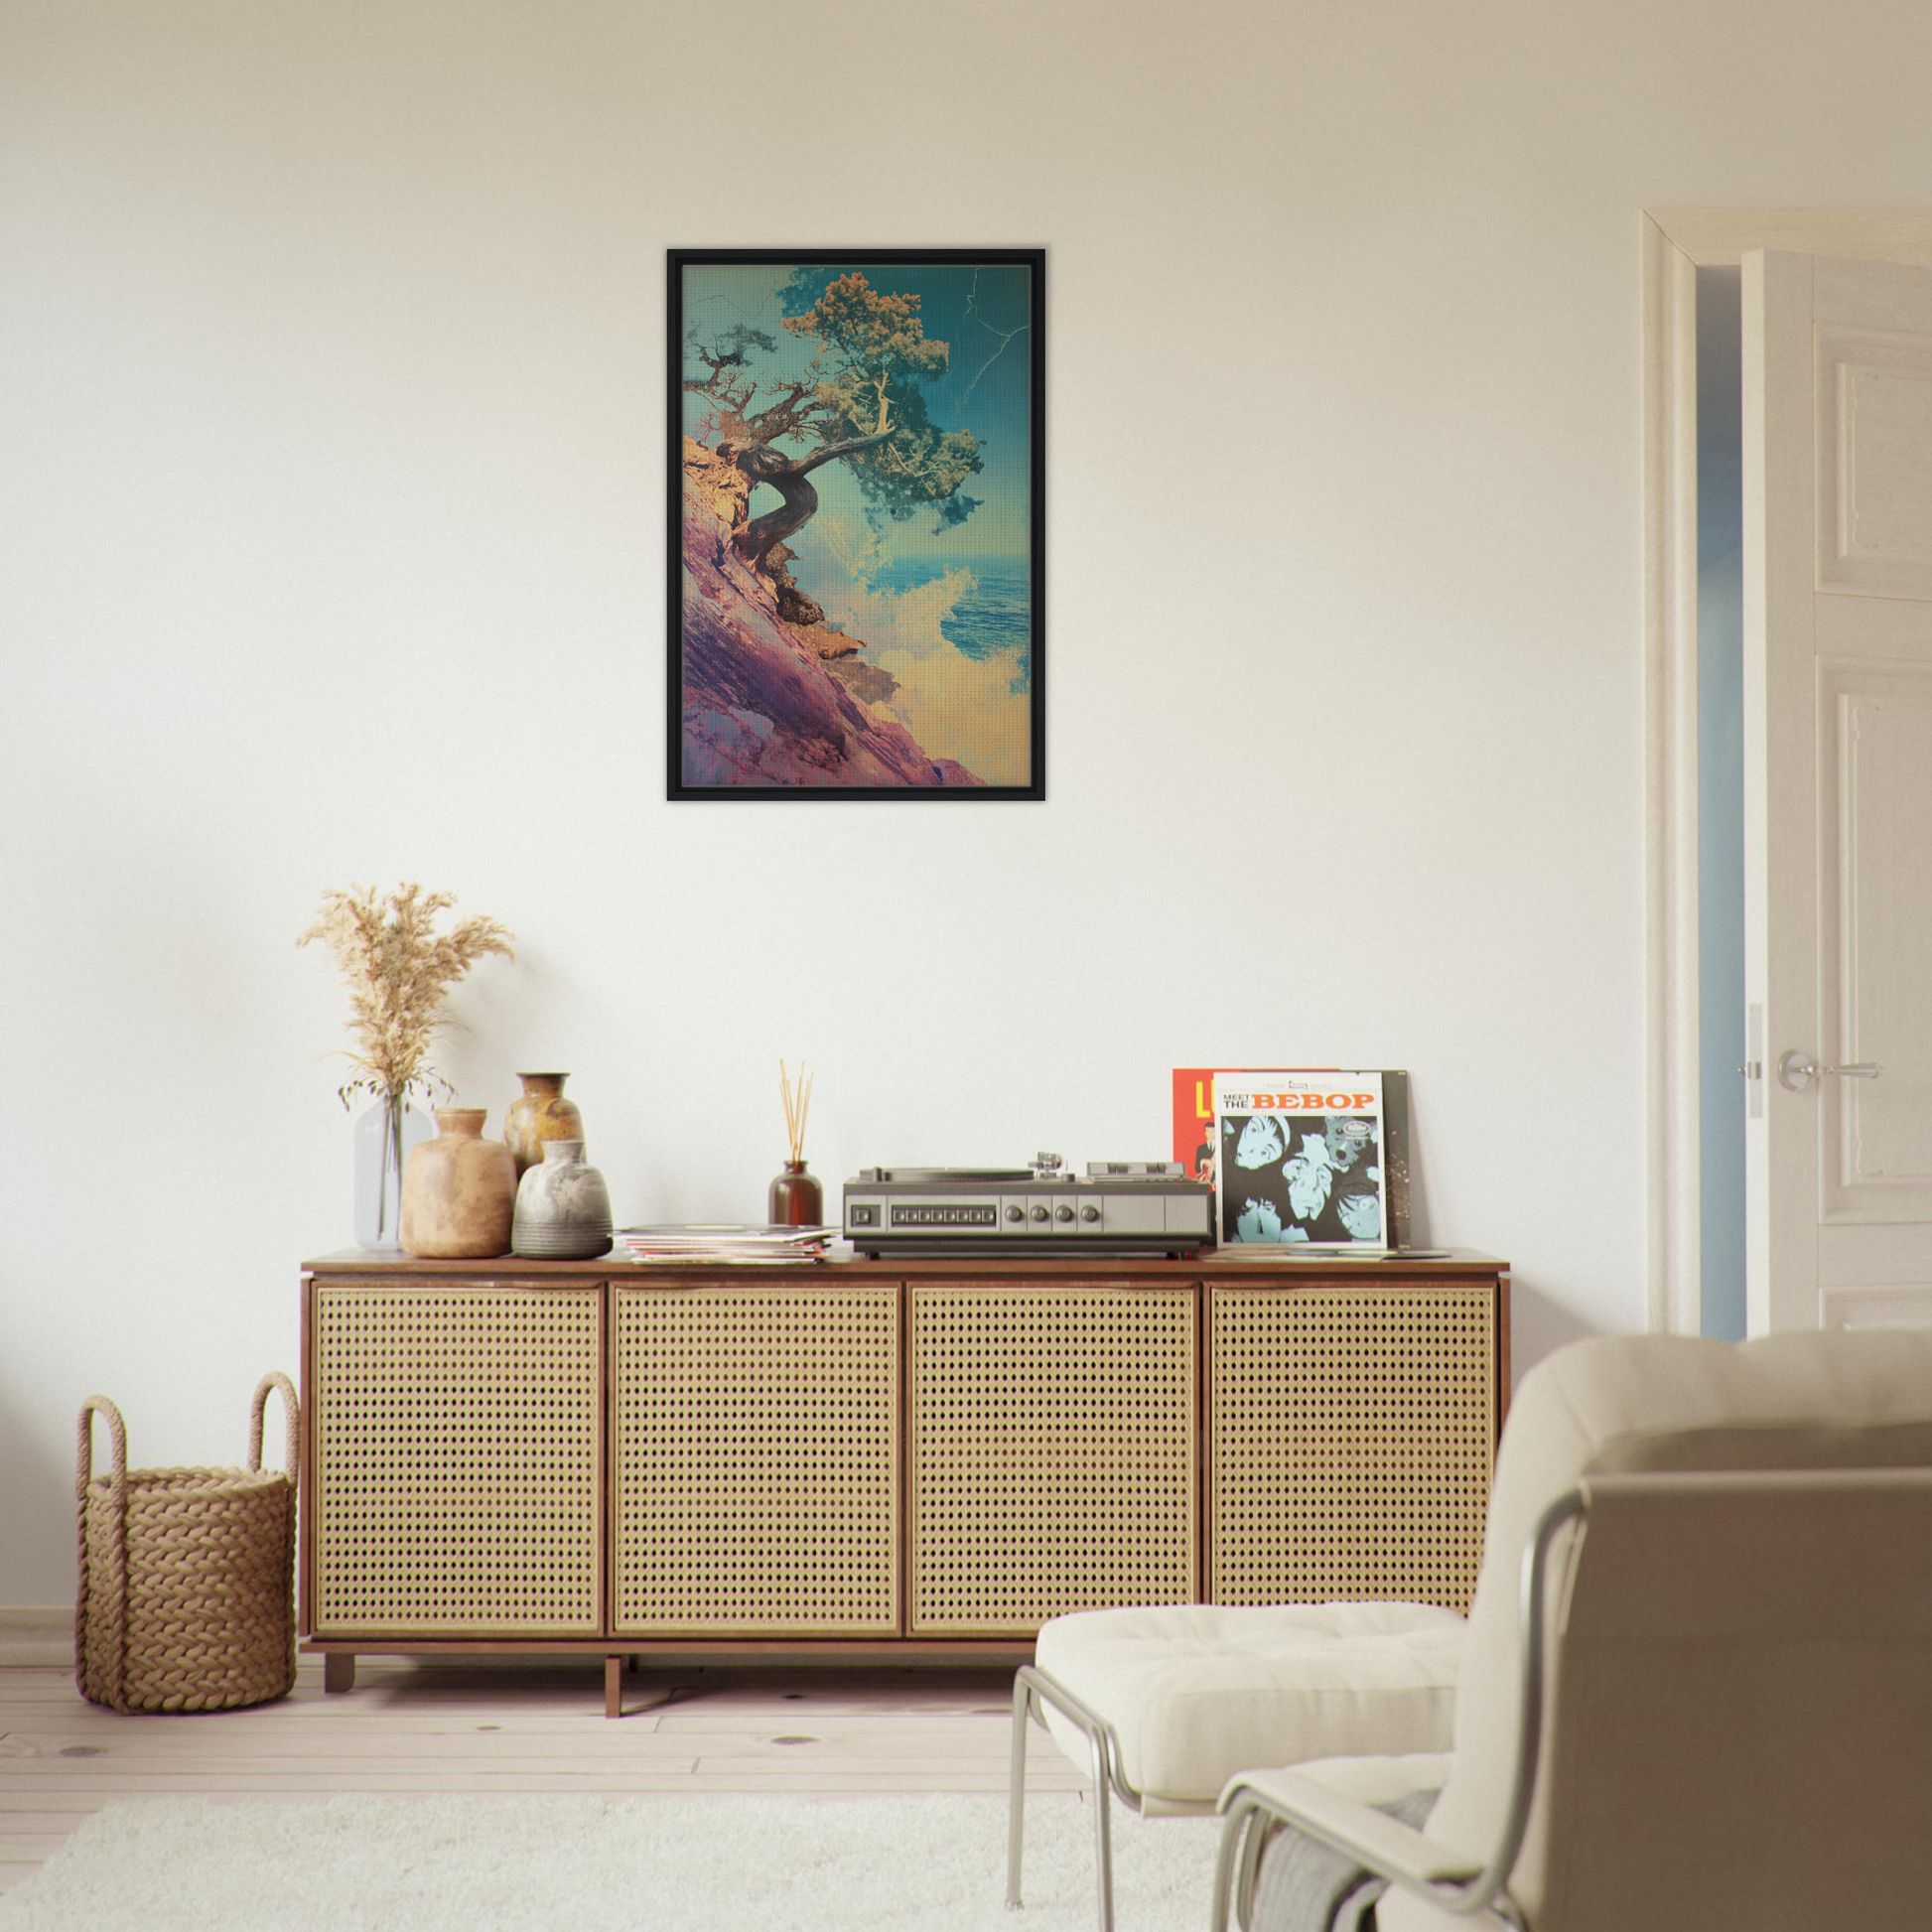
1172,1067 -> 1411,1248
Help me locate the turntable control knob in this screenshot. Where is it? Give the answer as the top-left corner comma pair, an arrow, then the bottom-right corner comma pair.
1006,1204 -> 1025,1222
1081,1205 -> 1101,1223
1030,1205 -> 1050,1223
1055,1204 -> 1075,1223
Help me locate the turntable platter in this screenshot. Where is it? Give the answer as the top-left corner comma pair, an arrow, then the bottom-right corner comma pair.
878,1166 -> 1033,1182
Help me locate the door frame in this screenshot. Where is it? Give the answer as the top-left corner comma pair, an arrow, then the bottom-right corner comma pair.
1641,209 -> 1932,1334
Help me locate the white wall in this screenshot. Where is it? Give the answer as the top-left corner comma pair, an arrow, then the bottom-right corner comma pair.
4,0 -> 1928,1604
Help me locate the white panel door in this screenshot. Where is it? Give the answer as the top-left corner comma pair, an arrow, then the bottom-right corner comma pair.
1745,250 -> 1932,1331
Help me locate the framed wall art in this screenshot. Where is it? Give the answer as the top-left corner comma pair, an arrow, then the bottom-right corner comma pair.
668,248 -> 1044,798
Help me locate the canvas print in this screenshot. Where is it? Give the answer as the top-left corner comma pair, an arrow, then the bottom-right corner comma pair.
669,250 -> 1044,797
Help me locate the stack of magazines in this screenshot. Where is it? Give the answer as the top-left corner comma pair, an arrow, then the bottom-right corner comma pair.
613,1224 -> 838,1265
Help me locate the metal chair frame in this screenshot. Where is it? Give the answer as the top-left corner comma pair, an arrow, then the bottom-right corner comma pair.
1006,1490 -> 1572,1932
1205,1484 -> 1604,1932
1008,1661 -> 1193,1932
1209,1486 -> 1587,1931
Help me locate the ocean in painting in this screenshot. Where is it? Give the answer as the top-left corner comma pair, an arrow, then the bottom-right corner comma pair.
868,554 -> 1032,667
785,536 -> 1034,783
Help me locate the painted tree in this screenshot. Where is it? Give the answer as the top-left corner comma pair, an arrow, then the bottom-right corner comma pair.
684,273 -> 984,574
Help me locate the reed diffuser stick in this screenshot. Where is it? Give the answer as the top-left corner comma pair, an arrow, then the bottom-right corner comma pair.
779,1058 -> 813,1164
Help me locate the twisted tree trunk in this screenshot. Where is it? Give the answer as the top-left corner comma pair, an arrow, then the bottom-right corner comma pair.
727,432 -> 893,569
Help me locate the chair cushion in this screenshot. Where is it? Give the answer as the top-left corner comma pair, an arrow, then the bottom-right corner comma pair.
1033,1601 -> 1465,1811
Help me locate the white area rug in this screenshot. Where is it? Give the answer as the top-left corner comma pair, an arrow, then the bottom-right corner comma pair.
0,1792 -> 1222,1930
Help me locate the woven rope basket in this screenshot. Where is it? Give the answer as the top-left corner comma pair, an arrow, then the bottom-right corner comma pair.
75,1373 -> 300,1714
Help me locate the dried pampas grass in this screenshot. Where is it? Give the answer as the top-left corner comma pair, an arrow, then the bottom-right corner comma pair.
299,883 -> 515,1107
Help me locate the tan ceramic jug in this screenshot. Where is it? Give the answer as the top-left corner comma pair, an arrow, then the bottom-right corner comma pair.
400,1108 -> 515,1258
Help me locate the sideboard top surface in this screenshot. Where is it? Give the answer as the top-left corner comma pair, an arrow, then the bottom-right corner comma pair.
305,1247 -> 1507,1282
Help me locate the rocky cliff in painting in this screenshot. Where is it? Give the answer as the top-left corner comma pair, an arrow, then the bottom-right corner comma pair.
678,439 -> 984,788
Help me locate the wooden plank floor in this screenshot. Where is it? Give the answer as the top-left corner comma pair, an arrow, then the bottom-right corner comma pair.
0,1657 -> 1084,1892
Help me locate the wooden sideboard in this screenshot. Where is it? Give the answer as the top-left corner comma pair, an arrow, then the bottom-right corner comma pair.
300,1250 -> 1509,1714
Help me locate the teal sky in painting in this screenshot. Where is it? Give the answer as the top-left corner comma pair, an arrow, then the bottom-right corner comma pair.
680,260 -> 1034,562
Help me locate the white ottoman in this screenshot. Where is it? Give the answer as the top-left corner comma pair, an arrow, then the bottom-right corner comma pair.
1007,1601 -> 1465,1931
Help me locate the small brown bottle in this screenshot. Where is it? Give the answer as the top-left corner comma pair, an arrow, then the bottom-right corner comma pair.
768,1160 -> 824,1227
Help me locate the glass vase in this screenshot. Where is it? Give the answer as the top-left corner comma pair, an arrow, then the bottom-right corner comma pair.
352,1094 -> 432,1250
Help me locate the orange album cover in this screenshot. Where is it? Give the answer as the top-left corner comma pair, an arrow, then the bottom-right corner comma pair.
1172,1068 -> 1336,1182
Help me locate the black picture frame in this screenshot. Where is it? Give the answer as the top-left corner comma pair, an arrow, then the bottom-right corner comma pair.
668,248 -> 1045,799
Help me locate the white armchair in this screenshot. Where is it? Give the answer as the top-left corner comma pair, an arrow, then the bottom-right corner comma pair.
1213,1327 -> 1932,1932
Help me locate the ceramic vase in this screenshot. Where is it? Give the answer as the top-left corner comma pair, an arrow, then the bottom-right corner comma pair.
512,1140 -> 614,1260
503,1072 -> 586,1178
400,1108 -> 515,1258
352,1095 -> 433,1250
767,1160 -> 824,1227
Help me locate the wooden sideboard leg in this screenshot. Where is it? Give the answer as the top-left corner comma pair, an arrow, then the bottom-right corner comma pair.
605,1654 -> 622,1719
323,1652 -> 355,1695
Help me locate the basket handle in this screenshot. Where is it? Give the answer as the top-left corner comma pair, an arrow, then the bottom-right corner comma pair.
248,1371 -> 301,1481
74,1395 -> 131,1707
76,1395 -> 127,1504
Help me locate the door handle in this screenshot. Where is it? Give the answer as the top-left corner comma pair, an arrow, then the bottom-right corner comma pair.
1776,1050 -> 1882,1091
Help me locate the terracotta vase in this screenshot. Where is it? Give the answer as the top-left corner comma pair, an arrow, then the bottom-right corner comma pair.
512,1141 -> 614,1259
768,1160 -> 824,1227
503,1072 -> 586,1178
400,1109 -> 515,1258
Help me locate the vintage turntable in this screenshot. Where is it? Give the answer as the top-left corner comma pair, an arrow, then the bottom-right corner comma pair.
843,1154 -> 1212,1258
